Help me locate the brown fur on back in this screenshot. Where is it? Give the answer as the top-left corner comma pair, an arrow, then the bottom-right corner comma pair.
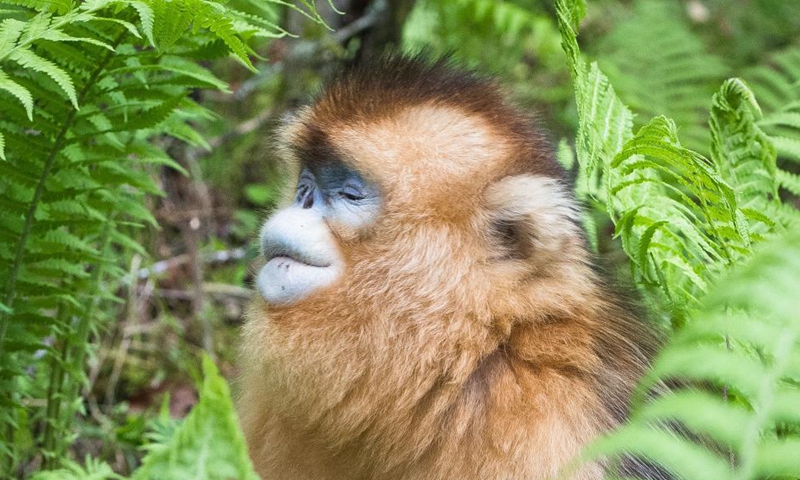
238,56 -> 658,480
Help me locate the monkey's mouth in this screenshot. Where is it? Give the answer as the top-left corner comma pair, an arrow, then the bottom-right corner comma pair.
256,252 -> 342,305
266,253 -> 331,269
262,240 -> 333,269
257,226 -> 342,304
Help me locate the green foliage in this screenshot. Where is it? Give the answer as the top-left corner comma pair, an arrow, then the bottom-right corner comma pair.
744,47 -> 800,167
27,357 -> 253,480
405,0 -> 559,60
132,356 -> 258,480
592,226 -> 800,480
403,0 -> 570,105
0,0 -> 322,477
557,0 -> 800,476
705,0 -> 800,64
2,0 -> 799,478
709,78 -> 779,234
558,0 -> 756,320
30,457 -> 123,480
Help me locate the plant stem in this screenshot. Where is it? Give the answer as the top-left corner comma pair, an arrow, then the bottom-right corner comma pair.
42,306 -> 70,470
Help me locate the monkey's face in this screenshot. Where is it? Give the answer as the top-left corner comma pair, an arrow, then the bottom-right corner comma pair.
253,100 -> 581,314
256,160 -> 381,305
252,56 -> 587,317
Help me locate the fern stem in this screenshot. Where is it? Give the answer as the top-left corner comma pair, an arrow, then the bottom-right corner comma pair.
41,220 -> 115,468
41,306 -> 70,470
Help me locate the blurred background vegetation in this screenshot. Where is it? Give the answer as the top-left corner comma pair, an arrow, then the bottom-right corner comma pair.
1,0 -> 799,477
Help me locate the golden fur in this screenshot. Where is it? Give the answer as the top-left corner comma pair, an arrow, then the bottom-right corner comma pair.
238,57 -> 657,480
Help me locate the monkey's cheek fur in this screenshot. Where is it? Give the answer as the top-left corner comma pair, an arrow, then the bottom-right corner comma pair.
256,258 -> 342,305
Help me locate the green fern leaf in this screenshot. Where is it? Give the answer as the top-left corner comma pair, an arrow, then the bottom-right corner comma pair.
9,47 -> 78,109
771,135 -> 800,162
557,0 -> 761,314
36,229 -> 99,254
129,1 -> 156,45
29,456 -> 122,480
777,169 -> 800,197
745,47 -> 800,115
132,356 -> 259,480
0,0 -> 74,14
26,258 -> 89,278
588,227 -> 800,479
0,68 -> 34,120
39,29 -> 115,51
0,18 -> 25,58
709,78 -> 778,220
119,94 -> 185,130
148,0 -> 193,50
194,1 -> 255,71
0,0 -> 321,470
108,59 -> 229,92
744,47 -> 800,166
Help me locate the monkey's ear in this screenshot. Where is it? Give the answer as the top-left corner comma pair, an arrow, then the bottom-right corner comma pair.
484,175 -> 583,261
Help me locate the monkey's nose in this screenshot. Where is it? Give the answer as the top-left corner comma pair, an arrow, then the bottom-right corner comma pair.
299,187 -> 315,209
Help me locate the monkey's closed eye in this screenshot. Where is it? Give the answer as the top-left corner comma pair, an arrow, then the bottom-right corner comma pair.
339,185 -> 366,201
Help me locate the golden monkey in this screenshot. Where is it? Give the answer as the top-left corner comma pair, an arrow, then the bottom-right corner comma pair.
238,55 -> 660,480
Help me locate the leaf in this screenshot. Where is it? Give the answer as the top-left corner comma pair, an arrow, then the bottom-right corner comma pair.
39,29 -> 115,51
0,68 -> 34,120
129,1 -> 155,45
29,457 -> 122,480
556,0 -> 759,314
132,356 -> 260,480
709,78 -> 778,216
199,6 -> 255,71
119,94 -> 185,130
9,47 -> 79,109
0,0 -> 74,15
778,169 -> 800,197
585,226 -> 800,479
0,18 -> 25,58
149,0 -> 193,50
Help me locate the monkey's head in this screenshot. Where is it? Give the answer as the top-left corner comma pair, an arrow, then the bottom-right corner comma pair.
255,56 -> 587,322
242,57 -> 653,477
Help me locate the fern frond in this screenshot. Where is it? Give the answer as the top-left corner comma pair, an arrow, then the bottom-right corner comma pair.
9,47 -> 78,107
0,0 -> 305,471
29,456 -> 122,480
131,357 -> 260,480
403,0 -> 566,102
587,227 -> 800,479
1,0 -> 74,15
744,47 -> 800,165
0,67 -> 33,119
557,0 -> 751,314
777,169 -> 800,197
744,47 -> 800,115
127,0 -> 155,45
709,78 -> 779,233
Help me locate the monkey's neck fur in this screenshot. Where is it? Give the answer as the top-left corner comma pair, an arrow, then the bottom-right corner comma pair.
239,220 -> 652,480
